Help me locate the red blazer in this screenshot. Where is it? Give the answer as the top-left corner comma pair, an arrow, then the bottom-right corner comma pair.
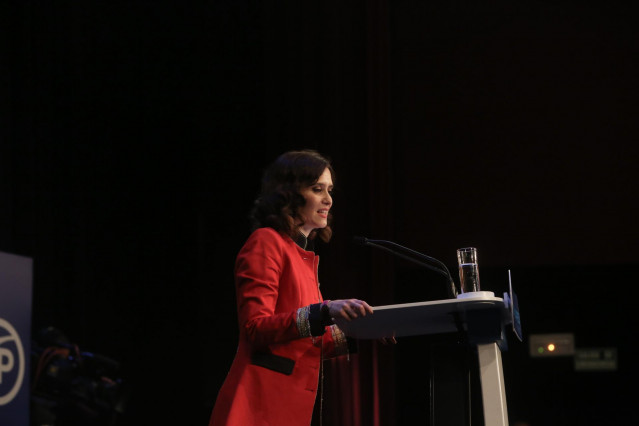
209,227 -> 350,426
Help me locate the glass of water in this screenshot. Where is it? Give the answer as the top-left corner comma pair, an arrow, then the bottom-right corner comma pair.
457,247 -> 480,294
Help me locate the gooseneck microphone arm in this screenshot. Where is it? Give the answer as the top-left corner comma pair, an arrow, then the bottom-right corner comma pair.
353,236 -> 458,299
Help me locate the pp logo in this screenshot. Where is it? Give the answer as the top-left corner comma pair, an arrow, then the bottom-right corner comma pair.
0,318 -> 25,406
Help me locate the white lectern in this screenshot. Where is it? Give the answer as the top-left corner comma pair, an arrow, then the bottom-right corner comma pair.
335,291 -> 518,426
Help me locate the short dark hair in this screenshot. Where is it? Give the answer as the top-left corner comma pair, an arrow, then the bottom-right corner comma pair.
250,149 -> 334,242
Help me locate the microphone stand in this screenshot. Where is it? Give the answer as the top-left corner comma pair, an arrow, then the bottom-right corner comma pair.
355,237 -> 458,299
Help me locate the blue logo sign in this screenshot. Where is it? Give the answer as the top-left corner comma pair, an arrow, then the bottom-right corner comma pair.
0,318 -> 26,406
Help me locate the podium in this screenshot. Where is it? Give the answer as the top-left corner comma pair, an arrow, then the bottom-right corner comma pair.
335,291 -> 519,426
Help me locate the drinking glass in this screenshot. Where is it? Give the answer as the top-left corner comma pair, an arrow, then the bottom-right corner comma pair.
457,247 -> 480,294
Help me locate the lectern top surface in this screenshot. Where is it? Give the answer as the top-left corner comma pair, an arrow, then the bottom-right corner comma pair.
334,292 -> 507,339
372,291 -> 502,311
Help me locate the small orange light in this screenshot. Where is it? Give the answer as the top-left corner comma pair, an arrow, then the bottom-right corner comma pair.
547,343 -> 556,352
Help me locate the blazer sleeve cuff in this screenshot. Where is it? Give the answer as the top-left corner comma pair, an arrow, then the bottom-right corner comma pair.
296,303 -> 327,337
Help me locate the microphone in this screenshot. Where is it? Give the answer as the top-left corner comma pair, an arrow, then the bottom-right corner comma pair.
353,236 -> 458,299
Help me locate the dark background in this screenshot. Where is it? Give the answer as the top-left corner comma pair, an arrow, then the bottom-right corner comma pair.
2,1 -> 637,425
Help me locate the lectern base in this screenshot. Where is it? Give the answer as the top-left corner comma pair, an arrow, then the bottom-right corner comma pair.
426,340 -> 509,426
429,341 -> 472,426
477,343 -> 509,426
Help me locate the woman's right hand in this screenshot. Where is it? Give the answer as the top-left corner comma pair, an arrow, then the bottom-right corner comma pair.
326,299 -> 374,322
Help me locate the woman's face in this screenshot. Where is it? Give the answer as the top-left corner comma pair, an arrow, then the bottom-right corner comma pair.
299,167 -> 333,236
